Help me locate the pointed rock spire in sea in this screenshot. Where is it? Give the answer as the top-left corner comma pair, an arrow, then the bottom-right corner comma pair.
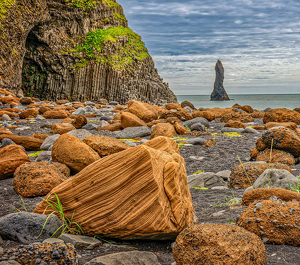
210,60 -> 230,101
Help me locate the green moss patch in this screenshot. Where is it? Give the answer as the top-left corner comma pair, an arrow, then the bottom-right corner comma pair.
0,0 -> 15,20
65,0 -> 100,10
70,26 -> 149,70
102,0 -> 120,8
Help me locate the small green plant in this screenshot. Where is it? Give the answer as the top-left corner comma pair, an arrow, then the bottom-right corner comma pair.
192,169 -> 205,175
288,176 -> 300,193
184,125 -> 191,132
15,195 -> 28,212
210,189 -> 241,207
28,151 -> 44,157
40,193 -> 84,238
65,0 -> 100,10
192,186 -> 208,190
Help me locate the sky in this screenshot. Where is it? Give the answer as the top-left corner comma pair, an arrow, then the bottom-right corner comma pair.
117,0 -> 300,95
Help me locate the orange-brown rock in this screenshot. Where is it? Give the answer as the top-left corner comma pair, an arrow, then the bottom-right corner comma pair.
265,122 -> 297,130
19,97 -> 33,105
239,105 -> 254,113
62,117 -> 74,124
250,148 -> 259,159
294,108 -> 300,113
261,127 -> 300,157
19,108 -> 39,119
121,112 -> 147,128
13,162 -> 68,197
237,199 -> 300,245
71,115 -> 87,129
230,162 -> 292,189
147,120 -> 162,128
127,100 -> 158,122
251,111 -> 265,119
98,98 -> 108,105
242,188 -> 300,206
0,128 -> 12,135
204,139 -> 216,147
1,108 -> 21,113
51,134 -> 100,172
0,96 -> 19,106
0,88 -> 15,97
0,110 -> 19,118
256,138 -> 267,151
32,133 -> 48,140
173,224 -> 266,265
0,145 -> 30,179
220,111 -> 254,123
56,99 -> 69,105
254,149 -> 295,165
34,137 -> 196,239
83,135 -> 131,157
252,126 -> 265,130
181,101 -> 195,110
192,110 -> 214,121
96,123 -> 122,132
151,123 -> 177,139
166,103 -> 182,111
174,122 -> 190,135
43,110 -> 69,119
39,105 -> 52,114
224,120 -> 246,129
51,123 -> 76,135
113,113 -> 121,121
263,108 -> 300,125
0,135 -> 43,150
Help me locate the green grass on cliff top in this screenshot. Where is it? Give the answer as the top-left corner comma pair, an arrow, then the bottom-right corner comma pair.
65,0 -> 120,10
71,26 -> 149,70
0,0 -> 15,21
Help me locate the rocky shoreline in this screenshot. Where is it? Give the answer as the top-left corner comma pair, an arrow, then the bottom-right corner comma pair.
0,88 -> 300,264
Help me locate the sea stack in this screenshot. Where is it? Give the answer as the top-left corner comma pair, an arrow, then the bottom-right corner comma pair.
210,60 -> 230,101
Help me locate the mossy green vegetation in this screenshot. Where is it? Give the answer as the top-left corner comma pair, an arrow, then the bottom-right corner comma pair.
65,0 -> 100,10
0,0 -> 15,21
102,0 -> 120,8
70,26 -> 149,70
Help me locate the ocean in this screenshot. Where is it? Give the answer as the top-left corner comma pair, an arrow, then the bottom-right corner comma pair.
176,94 -> 300,110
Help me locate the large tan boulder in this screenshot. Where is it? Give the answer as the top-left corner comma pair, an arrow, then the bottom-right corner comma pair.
43,110 -> 69,119
265,122 -> 297,130
0,135 -> 43,150
253,149 -> 295,166
151,123 -> 177,139
127,100 -> 158,122
0,145 -> 30,179
35,137 -> 196,239
230,162 -> 292,189
220,111 -> 254,123
237,199 -> 300,245
13,162 -> 68,197
121,112 -> 147,128
51,134 -> 100,172
260,127 -> 300,157
224,120 -> 246,129
173,224 -> 266,265
19,108 -> 39,119
51,123 -> 75,135
72,115 -> 87,129
83,135 -> 131,157
263,108 -> 300,124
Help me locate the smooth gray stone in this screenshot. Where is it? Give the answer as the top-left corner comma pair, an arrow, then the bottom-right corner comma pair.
221,127 -> 244,133
0,212 -> 63,244
82,123 -> 99,130
186,138 -> 206,145
123,140 -> 137,147
1,114 -> 11,121
109,101 -> 119,106
245,169 -> 299,194
72,107 -> 86,115
85,101 -> 96,106
187,172 -> 227,189
0,138 -> 16,149
216,170 -> 231,181
42,238 -> 64,244
36,115 -> 45,120
35,151 -> 52,162
41,134 -> 60,150
0,261 -> 21,265
189,156 -> 205,161
85,251 -> 161,265
60,234 -> 101,249
67,129 -> 93,141
100,116 -> 112,121
190,123 -> 205,131
211,186 -> 229,190
243,127 -> 259,134
183,117 -> 209,128
114,127 -> 151,139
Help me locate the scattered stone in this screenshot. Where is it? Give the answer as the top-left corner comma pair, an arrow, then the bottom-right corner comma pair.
67,129 -> 93,141
114,126 -> 151,139
82,123 -> 99,130
263,108 -> 300,125
173,224 -> 266,265
35,137 -> 196,239
265,122 -> 298,130
60,234 -> 102,249
127,100 -> 158,122
224,120 -> 246,129
43,238 -> 64,244
151,123 -> 177,139
72,115 -> 87,129
0,138 -> 16,148
43,110 -> 69,119
253,149 -> 295,165
0,212 -> 62,243
174,122 -> 190,135
182,117 -> 209,128
190,123 -> 205,131
216,170 -> 231,182
0,135 -> 43,150
221,127 -> 244,133
40,134 -> 60,150
237,199 -> 300,245
51,123 -> 75,135
243,127 -> 259,134
0,145 -> 30,180
85,251 -> 161,265
121,112 -> 147,128
187,172 -> 227,189
52,134 -> 100,172
1,114 -> 11,121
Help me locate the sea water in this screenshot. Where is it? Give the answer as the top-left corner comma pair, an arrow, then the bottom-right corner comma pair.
176,94 -> 300,110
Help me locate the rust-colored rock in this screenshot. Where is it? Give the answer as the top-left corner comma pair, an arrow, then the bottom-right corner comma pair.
43,110 -> 69,119
230,162 -> 292,189
0,134 -> 43,150
220,111 -> 254,123
166,103 -> 182,111
254,149 -> 295,166
256,138 -> 267,151
265,122 -> 297,130
252,126 -> 265,130
51,123 -> 75,135
173,224 -> 266,265
128,100 -> 158,122
239,105 -> 254,113
121,112 -> 147,128
13,162 -> 67,197
242,188 -> 300,206
251,111 -> 265,119
35,137 -> 196,239
97,123 -> 122,132
174,122 -> 190,135
32,133 -> 48,140
224,120 -> 246,129
192,110 -> 215,121
0,145 -> 30,179
72,115 -> 87,129
204,139 -> 216,147
181,101 -> 195,110
237,199 -> 300,246
51,134 -> 100,172
263,108 -> 300,125
39,105 -> 52,114
250,148 -> 259,159
0,110 -> 19,118
19,108 -> 39,119
261,127 -> 300,157
56,99 -> 69,105
151,123 -> 177,139
19,97 -> 33,105
83,135 -> 130,157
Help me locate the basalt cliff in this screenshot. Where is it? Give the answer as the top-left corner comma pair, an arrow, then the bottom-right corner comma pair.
0,0 -> 177,104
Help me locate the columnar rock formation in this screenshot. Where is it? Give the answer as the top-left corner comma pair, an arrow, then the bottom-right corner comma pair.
0,0 -> 177,104
210,60 -> 230,101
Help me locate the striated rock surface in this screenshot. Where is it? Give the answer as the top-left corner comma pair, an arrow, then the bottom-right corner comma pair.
263,108 -> 300,125
34,137 -> 196,239
210,60 -> 230,101
1,0 -> 176,104
173,224 -> 266,265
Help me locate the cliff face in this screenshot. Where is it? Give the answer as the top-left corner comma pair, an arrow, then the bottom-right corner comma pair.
210,60 -> 230,101
0,0 -> 177,104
